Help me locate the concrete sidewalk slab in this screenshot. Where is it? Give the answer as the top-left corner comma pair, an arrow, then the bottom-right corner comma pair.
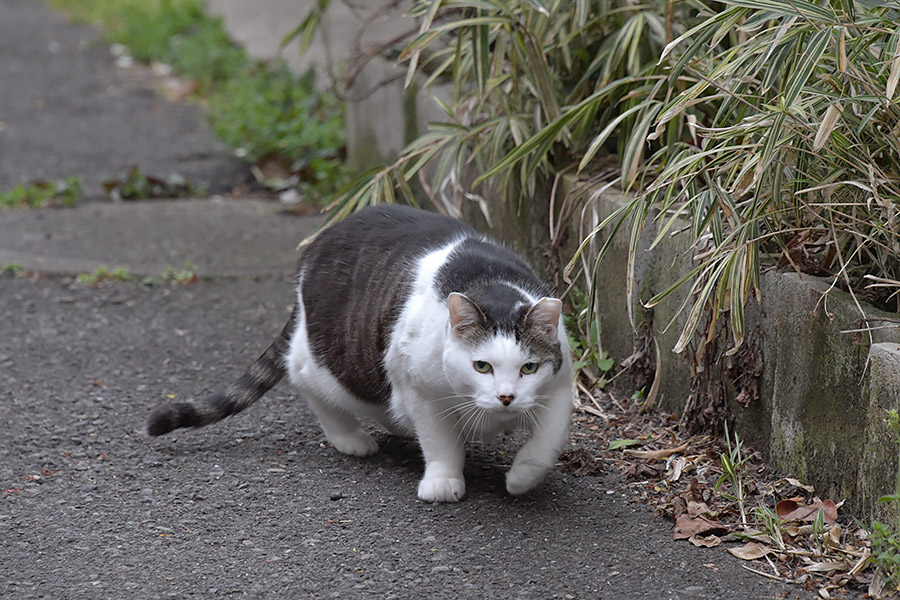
0,0 -> 248,197
0,199 -> 321,277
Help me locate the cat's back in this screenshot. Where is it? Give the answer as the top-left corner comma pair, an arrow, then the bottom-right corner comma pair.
299,204 -> 475,281
298,205 -> 475,403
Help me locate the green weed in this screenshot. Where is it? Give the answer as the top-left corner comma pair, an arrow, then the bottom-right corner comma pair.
2,263 -> 23,275
870,410 -> 900,586
141,260 -> 199,285
751,505 -> 785,551
565,286 -> 615,386
715,423 -> 750,527
103,167 -> 205,200
77,265 -> 132,284
208,65 -> 347,200
0,177 -> 83,209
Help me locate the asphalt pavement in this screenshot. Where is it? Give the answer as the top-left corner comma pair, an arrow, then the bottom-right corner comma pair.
0,1 -> 813,598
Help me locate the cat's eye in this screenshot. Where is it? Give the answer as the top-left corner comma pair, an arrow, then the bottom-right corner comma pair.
473,360 -> 492,374
520,362 -> 539,375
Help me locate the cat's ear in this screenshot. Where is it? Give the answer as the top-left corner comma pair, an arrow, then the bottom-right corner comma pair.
525,298 -> 562,339
447,292 -> 486,336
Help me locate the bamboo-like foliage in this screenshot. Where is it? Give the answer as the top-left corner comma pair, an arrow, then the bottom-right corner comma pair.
614,0 -> 900,353
321,0 -> 707,223
310,0 -> 900,357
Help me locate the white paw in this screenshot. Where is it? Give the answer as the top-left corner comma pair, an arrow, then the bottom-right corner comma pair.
328,430 -> 379,456
417,476 -> 465,503
505,463 -> 547,496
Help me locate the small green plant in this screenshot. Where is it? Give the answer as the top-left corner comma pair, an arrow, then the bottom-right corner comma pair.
714,422 -> 750,527
2,263 -> 23,275
207,65 -> 348,201
103,167 -> 205,200
751,505 -> 785,551
51,0 -> 247,91
142,260 -> 199,285
77,265 -> 132,284
51,0 -> 348,204
870,409 -> 900,586
565,286 -> 615,385
0,177 -> 83,209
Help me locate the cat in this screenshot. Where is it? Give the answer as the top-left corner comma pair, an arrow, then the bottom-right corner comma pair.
147,204 -> 574,502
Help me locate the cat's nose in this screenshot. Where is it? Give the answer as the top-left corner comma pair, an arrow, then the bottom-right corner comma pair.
497,394 -> 515,406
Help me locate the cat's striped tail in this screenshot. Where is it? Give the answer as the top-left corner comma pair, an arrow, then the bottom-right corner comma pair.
145,305 -> 298,437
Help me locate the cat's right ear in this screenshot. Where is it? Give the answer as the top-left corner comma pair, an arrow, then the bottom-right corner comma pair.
447,292 -> 485,337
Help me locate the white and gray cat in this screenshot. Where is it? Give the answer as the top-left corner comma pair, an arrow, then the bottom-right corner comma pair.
147,204 -> 574,502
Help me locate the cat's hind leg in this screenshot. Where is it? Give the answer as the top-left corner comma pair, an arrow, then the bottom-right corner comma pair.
305,394 -> 379,457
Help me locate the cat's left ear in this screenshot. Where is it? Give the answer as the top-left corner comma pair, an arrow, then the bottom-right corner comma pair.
525,298 -> 562,339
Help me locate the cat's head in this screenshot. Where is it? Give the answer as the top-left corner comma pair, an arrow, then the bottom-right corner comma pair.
442,291 -> 565,414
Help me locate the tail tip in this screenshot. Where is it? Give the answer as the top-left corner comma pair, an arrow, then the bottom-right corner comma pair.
145,403 -> 199,437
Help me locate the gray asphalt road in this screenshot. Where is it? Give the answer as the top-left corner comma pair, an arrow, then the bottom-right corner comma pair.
1,274 -> 810,599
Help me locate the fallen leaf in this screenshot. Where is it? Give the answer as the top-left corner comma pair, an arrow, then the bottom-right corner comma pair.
608,438 -> 643,450
728,541 -> 772,560
784,477 -> 815,493
687,500 -> 714,519
666,456 -> 686,482
674,513 -> 727,540
559,448 -> 603,476
804,560 -> 851,573
625,463 -> 661,479
624,443 -> 689,460
869,571 -> 886,598
689,534 -> 722,548
775,499 -> 837,523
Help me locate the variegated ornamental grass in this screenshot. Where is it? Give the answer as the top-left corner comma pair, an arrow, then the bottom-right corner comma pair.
316,0 -> 899,355
623,0 -> 900,353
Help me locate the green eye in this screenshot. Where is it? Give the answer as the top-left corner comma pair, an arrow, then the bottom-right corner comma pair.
520,362 -> 539,375
473,360 -> 492,374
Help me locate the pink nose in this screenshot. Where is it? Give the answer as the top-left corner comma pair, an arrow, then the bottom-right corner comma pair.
497,395 -> 515,406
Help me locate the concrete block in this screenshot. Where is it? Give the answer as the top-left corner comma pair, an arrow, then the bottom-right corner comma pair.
564,181 -> 692,406
861,342 -> 900,528
757,272 -> 877,512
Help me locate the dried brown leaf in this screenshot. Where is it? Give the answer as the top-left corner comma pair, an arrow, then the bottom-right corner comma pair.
813,104 -> 841,151
784,478 -> 815,493
687,500 -> 713,519
803,561 -> 852,573
775,499 -> 837,523
887,41 -> 900,100
673,514 -> 726,540
689,534 -> 722,548
728,542 -> 772,561
666,456 -> 686,482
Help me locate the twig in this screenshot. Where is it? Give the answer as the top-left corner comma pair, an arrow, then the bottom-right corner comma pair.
740,564 -> 789,582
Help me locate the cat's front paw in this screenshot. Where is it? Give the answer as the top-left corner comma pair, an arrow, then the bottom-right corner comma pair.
417,476 -> 465,503
505,463 -> 548,496
327,430 -> 379,457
